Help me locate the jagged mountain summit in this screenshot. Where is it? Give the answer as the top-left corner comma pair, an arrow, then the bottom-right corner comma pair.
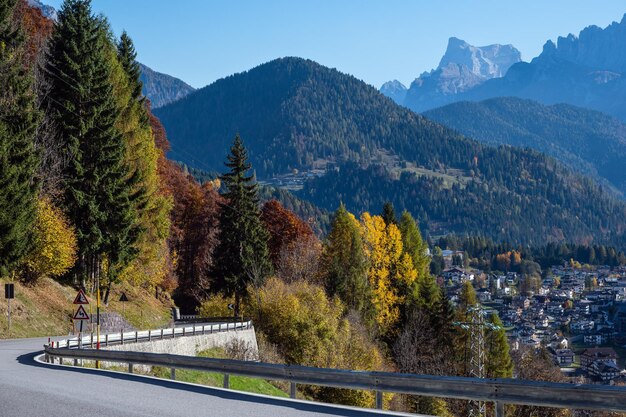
438,37 -> 521,79
379,80 -> 407,105
139,63 -> 195,109
380,37 -> 521,111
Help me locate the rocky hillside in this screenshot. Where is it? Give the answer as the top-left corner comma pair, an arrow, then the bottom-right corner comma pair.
139,63 -> 195,108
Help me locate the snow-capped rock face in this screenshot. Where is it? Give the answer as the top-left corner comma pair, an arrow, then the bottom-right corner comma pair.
438,37 -> 521,79
379,80 -> 407,105
399,38 -> 521,112
27,0 -> 57,20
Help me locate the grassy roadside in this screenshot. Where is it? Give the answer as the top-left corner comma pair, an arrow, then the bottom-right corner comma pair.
150,347 -> 289,398
0,277 -> 172,339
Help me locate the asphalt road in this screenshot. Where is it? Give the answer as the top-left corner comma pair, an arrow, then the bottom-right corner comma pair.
0,337 -> 411,417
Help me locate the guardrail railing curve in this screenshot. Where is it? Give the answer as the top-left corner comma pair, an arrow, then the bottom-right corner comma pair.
46,319 -> 252,349
42,322 -> 626,417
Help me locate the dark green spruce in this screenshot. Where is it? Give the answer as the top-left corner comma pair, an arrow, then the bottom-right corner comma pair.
117,31 -> 144,103
0,0 -> 39,275
212,135 -> 271,316
44,0 -> 137,285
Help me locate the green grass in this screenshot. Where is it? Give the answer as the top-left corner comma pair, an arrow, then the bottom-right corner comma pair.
149,348 -> 288,398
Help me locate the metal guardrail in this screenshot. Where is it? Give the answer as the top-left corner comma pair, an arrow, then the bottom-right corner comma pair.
43,331 -> 626,416
47,320 -> 252,349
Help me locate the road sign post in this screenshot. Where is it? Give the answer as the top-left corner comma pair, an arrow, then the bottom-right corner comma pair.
73,290 -> 90,349
119,292 -> 129,316
5,283 -> 14,337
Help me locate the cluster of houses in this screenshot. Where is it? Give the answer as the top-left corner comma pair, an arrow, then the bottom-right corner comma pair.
443,264 -> 626,384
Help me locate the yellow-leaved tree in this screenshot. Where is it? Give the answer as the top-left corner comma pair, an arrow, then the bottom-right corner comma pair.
22,197 -> 78,282
249,277 -> 385,408
360,213 -> 417,334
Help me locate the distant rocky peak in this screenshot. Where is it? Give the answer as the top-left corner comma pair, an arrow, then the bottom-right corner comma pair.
27,0 -> 57,20
437,37 -> 521,79
541,14 -> 626,73
380,80 -> 407,105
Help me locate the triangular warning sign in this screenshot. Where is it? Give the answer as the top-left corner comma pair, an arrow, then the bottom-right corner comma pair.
73,289 -> 89,305
73,305 -> 90,320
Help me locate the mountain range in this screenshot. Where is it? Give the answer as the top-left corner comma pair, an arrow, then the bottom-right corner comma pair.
382,14 -> 626,121
424,97 -> 626,197
154,57 -> 626,247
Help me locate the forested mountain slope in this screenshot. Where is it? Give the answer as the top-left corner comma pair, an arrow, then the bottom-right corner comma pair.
424,97 -> 626,197
139,63 -> 195,108
155,57 -> 626,247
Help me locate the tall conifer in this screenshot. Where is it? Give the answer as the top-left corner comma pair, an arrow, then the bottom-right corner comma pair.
44,0 -> 135,286
212,135 -> 271,315
0,0 -> 39,274
110,30 -> 172,292
321,204 -> 370,312
486,313 -> 513,378
381,202 -> 397,226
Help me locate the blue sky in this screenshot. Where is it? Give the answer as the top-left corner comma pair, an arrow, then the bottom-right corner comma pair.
45,0 -> 626,89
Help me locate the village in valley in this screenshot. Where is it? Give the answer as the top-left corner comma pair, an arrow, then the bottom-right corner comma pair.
441,251 -> 626,385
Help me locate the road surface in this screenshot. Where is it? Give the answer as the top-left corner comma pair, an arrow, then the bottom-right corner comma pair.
0,337 -> 411,417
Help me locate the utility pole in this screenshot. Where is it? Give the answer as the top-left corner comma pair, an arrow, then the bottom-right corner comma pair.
454,305 -> 501,417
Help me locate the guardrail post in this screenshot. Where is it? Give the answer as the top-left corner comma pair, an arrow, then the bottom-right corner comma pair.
135,331 -> 138,342
105,333 -> 109,346
160,328 -> 163,339
129,363 -> 134,374
375,390 -> 383,410
120,329 -> 124,345
223,374 -> 230,389
170,368 -> 176,380
193,325 -> 196,335
495,401 -> 505,417
148,330 -> 152,341
290,382 -> 297,399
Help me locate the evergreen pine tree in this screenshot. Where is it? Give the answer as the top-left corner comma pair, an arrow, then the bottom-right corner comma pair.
117,31 -> 143,102
398,211 -> 429,278
112,30 -> 171,292
0,0 -> 39,275
399,211 -> 439,309
320,204 -> 370,313
432,286 -> 455,350
486,313 -> 513,378
213,135 -> 271,316
458,280 -> 477,311
44,0 -> 135,286
381,202 -> 397,226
